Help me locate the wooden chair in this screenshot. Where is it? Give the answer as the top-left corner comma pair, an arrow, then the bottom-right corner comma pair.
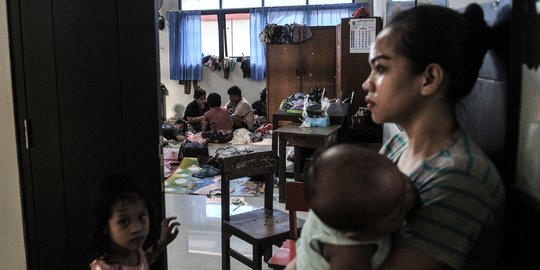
268,182 -> 309,270
220,150 -> 292,270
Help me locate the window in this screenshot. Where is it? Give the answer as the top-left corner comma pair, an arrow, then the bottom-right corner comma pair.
181,0 -> 355,10
201,15 -> 219,56
264,0 -> 306,7
225,14 -> 250,56
308,0 -> 353,5
175,1 -> 359,80
222,0 -> 262,9
186,0 -> 356,58
181,0 -> 219,11
201,14 -> 250,57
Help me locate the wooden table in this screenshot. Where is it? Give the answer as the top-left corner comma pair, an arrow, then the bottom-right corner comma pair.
273,123 -> 341,202
271,110 -> 303,152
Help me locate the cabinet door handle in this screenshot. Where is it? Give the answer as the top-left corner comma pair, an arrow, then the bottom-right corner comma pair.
24,119 -> 32,149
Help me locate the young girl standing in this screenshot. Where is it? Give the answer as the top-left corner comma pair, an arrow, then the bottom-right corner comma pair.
89,174 -> 180,270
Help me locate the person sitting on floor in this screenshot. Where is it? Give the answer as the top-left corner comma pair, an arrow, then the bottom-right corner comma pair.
225,86 -> 255,131
183,87 -> 209,132
287,144 -> 418,270
201,92 -> 233,143
252,88 -> 266,117
252,88 -> 267,128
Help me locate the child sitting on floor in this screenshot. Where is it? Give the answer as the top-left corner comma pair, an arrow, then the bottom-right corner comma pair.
287,143 -> 418,270
201,92 -> 234,143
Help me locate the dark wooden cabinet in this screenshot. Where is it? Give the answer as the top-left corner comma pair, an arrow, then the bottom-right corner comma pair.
336,17 -> 382,115
8,0 -> 165,269
266,26 -> 336,123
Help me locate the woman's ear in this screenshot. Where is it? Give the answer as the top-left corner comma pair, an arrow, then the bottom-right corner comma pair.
420,63 -> 445,96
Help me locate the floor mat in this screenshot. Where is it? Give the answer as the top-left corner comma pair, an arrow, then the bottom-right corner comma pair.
164,157 -> 265,197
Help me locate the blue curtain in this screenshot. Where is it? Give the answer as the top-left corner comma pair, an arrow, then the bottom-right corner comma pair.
168,10 -> 202,81
249,4 -> 360,80
249,8 -> 269,81
305,5 -> 359,26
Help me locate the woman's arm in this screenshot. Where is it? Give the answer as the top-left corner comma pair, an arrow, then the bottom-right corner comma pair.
322,243 -> 374,270
186,115 -> 203,124
378,244 -> 445,270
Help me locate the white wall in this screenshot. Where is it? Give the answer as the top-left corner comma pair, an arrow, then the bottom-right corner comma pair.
0,1 -> 27,268
159,0 -> 265,120
516,66 -> 540,201
372,0 -> 495,23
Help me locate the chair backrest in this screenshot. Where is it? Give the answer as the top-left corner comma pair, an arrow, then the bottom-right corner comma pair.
286,182 -> 310,240
220,151 -> 278,221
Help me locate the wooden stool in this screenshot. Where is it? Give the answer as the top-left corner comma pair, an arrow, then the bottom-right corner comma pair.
220,150 -> 291,270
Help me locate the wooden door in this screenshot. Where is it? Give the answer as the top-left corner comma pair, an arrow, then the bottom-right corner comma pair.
8,0 -> 165,269
266,44 -> 302,123
301,26 -> 336,98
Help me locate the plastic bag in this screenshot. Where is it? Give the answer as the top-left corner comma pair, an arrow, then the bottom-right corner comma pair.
300,87 -> 330,127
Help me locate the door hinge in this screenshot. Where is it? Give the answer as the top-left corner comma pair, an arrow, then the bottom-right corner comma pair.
24,119 -> 32,149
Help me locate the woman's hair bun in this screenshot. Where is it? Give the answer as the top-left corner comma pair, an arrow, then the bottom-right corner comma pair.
463,3 -> 492,48
463,3 -> 485,25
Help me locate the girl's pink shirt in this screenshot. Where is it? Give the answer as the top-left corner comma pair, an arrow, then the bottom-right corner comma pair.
90,248 -> 149,270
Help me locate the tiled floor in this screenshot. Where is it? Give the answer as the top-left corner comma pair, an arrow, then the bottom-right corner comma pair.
164,139 -> 303,270
164,191 -> 303,270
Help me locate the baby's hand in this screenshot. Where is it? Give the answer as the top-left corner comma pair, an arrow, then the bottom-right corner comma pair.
157,216 -> 180,247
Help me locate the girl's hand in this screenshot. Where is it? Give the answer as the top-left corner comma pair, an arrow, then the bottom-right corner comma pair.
156,216 -> 180,248
145,217 -> 181,265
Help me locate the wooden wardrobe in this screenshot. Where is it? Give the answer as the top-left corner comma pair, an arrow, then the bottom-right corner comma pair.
265,20 -> 382,123
265,26 -> 336,123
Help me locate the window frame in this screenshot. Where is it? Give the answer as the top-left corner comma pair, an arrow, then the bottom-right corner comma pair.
178,0 -> 355,10
179,0 -> 355,60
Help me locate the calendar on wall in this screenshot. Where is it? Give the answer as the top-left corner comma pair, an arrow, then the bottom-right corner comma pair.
349,18 -> 377,54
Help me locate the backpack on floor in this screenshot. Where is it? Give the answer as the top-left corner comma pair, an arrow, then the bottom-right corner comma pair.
178,140 -> 208,160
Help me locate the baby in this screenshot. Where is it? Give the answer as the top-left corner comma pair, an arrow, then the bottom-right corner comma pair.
290,143 -> 418,270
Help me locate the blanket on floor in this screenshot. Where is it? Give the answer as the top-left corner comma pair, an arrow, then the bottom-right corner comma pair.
164,157 -> 265,197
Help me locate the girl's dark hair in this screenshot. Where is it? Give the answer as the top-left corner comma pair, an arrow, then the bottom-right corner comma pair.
387,4 -> 492,104
193,87 -> 206,100
88,173 -> 159,261
206,92 -> 222,108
